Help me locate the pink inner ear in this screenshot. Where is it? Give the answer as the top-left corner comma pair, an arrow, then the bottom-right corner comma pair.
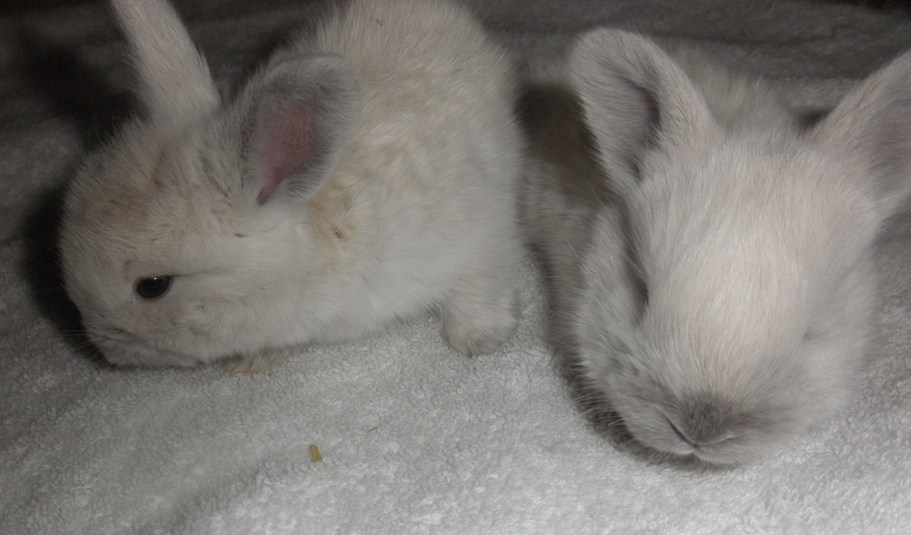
254,101 -> 315,205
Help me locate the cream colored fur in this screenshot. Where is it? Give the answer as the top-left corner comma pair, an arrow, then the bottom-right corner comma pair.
60,0 -> 523,369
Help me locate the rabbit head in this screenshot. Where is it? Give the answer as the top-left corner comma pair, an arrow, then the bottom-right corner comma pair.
570,30 -> 911,464
60,0 -> 362,367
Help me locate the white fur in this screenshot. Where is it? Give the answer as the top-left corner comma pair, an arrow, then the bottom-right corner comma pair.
521,29 -> 911,465
60,0 -> 523,369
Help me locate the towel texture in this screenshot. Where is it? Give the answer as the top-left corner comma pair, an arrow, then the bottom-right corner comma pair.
1,1 -> 910,534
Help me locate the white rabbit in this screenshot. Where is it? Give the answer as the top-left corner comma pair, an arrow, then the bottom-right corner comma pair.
59,0 -> 523,370
521,29 -> 911,465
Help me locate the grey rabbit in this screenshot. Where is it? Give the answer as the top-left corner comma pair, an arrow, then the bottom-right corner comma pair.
521,29 -> 911,465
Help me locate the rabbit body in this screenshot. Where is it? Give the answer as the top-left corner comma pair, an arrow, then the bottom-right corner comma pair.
521,30 -> 911,465
60,0 -> 522,369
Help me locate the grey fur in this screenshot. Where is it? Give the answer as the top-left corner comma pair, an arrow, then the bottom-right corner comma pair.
521,29 -> 911,465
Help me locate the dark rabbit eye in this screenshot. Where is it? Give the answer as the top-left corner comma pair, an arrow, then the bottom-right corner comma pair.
135,276 -> 172,300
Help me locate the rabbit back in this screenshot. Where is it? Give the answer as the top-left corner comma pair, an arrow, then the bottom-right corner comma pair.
60,0 -> 522,368
521,29 -> 911,464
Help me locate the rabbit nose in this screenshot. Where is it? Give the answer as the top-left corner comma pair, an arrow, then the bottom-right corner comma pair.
667,396 -> 740,447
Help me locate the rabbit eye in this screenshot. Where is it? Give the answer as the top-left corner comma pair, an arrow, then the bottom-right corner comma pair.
135,276 -> 172,300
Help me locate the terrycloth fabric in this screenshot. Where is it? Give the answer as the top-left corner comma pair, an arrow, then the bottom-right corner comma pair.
2,1 -> 911,534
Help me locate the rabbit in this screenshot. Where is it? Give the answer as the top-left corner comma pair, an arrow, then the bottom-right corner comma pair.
519,29 -> 911,465
59,0 -> 523,371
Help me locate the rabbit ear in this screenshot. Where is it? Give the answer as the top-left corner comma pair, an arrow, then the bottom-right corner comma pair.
111,0 -> 219,121
811,51 -> 911,220
569,29 -> 715,193
244,55 -> 363,205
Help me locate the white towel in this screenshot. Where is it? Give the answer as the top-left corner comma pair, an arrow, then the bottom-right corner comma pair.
1,1 -> 910,533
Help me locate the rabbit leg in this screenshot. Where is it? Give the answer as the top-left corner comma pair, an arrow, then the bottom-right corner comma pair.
222,345 -> 298,374
440,263 -> 519,357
